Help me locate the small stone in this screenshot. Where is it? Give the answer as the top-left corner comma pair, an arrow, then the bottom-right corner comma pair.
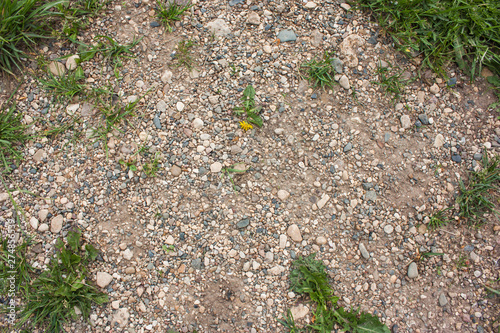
269,265 -> 286,275
170,165 -> 182,177
359,243 -> 370,259
400,115 -> 411,129
408,262 -> 418,278
290,304 -> 309,319
418,114 -> 429,125
231,145 -> 242,154
343,143 -> 352,152
161,70 -> 173,83
0,193 -> 9,202
287,224 -> 302,242
125,267 -> 136,274
237,219 -> 250,229
430,83 -> 440,94
112,308 -> 129,328
206,19 -> 231,37
277,190 -> 290,201
122,248 -> 133,260
332,58 -> 343,73
384,224 -> 394,234
210,162 -> 222,173
279,234 -> 287,248
305,2 -> 317,9
247,12 -> 260,25
192,118 -> 204,129
153,116 -> 161,129
439,293 -> 448,307
96,272 -> 113,288
50,215 -> 64,233
112,301 -> 121,309
150,21 -> 160,27
38,223 -> 49,232
473,153 -> 483,161
49,61 -> 66,76
451,154 -> 462,163
365,191 -> 377,202
434,134 -> 445,148
277,30 -> 297,42
176,101 -> 185,112
340,3 -> 351,10
30,217 -> 39,230
65,55 -> 80,70
316,194 -> 330,209
316,236 -> 327,245
339,75 -> 350,89
165,235 -> 175,245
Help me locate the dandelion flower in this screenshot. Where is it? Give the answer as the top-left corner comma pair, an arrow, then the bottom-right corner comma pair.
239,121 -> 253,131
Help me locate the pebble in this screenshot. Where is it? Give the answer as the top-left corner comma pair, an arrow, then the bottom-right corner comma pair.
339,75 -> 350,89
50,215 -> 64,233
170,165 -> 182,177
287,224 -> 302,242
277,30 -> 297,42
433,134 -> 445,148
439,293 -> 448,307
384,224 -> 394,234
430,83 -> 440,94
29,217 -> 39,230
290,304 -> 309,319
400,115 -> 411,129
359,243 -> 370,259
65,55 -> 80,70
96,272 -> 113,288
279,234 -> 287,248
48,61 -> 66,76
451,154 -> 462,163
277,190 -> 290,201
192,118 -> 204,129
343,143 -> 352,152
210,162 -> 222,173
237,219 -> 250,229
316,236 -> 327,245
247,12 -> 260,25
161,70 -> 173,84
408,262 -> 419,278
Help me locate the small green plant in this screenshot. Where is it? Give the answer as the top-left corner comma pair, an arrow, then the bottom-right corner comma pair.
487,75 -> 500,116
456,153 -> 500,225
221,163 -> 248,192
456,254 -> 470,270
38,66 -> 86,100
373,65 -> 407,100
143,152 -> 161,177
427,208 -> 452,231
119,158 -> 137,171
0,0 -> 60,74
56,0 -> 110,40
162,244 -> 175,253
16,229 -> 108,332
155,0 -> 192,32
174,39 -> 195,69
279,253 -> 390,333
300,51 -> 336,89
233,85 -> 263,129
230,63 -> 240,77
0,99 -> 31,172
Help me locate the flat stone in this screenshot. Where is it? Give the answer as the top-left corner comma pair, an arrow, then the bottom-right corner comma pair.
332,58 -> 343,73
122,248 -> 133,260
65,55 -> 80,70
0,193 -> 9,202
165,235 -> 175,245
384,224 -> 394,234
206,19 -> 231,37
408,262 -> 418,278
287,224 -> 302,242
210,162 -> 222,173
38,223 -> 49,232
277,190 -> 290,201
279,234 -> 287,248
290,304 -> 309,319
430,83 -> 440,94
269,265 -> 286,275
49,61 -> 66,76
277,30 -> 297,42
30,217 -> 39,230
418,114 -> 429,125
316,236 -> 327,245
176,101 -> 185,112
339,75 -> 350,89
157,100 -> 167,112
170,165 -> 182,177
125,267 -> 136,274
451,154 -> 462,163
439,293 -> 448,306
96,272 -> 113,288
230,145 -> 242,154
111,308 -> 129,328
33,149 -> 44,162
400,115 -> 411,129
247,12 -> 260,25
161,70 -> 173,83
343,143 -> 352,152
316,194 -> 330,209
50,215 -> 64,233
237,219 -> 250,229
434,134 -> 445,148
192,118 -> 204,129
305,2 -> 317,9
359,243 -> 370,259
365,191 -> 377,202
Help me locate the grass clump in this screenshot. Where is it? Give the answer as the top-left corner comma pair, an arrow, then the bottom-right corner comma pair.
457,153 -> 500,225
0,236 -> 34,297
56,0 -> 111,40
0,101 -> 31,172
301,51 -> 337,89
233,85 -> 264,130
174,39 -> 195,69
156,0 -> 192,32
357,0 -> 500,79
427,208 -> 452,231
0,0 -> 61,74
279,253 -> 390,333
38,66 -> 86,100
373,65 -> 407,100
16,229 -> 108,332
143,152 -> 161,177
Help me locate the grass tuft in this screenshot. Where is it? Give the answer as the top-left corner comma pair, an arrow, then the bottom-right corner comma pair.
156,0 -> 192,32
301,51 -> 337,89
427,208 -> 452,231
457,153 -> 500,225
38,67 -> 86,100
357,0 -> 500,79
174,39 -> 195,69
373,65 -> 407,100
0,0 -> 63,74
0,102 -> 31,173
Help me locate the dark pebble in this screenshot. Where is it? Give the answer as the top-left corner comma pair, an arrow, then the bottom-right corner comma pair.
229,0 -> 244,6
150,21 -> 160,28
473,153 -> 482,161
448,77 -> 457,87
451,154 -> 462,163
311,93 -> 317,99
343,143 -> 352,152
153,116 -> 161,129
367,36 -> 377,44
418,114 -> 429,125
237,219 -> 249,229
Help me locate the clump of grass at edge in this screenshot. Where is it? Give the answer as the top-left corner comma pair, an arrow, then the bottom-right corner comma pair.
356,0 -> 500,79
0,0 -> 61,74
301,51 -> 337,89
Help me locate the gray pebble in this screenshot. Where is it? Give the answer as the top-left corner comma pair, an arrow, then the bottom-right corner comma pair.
408,262 -> 418,278
359,243 -> 370,259
438,293 -> 448,307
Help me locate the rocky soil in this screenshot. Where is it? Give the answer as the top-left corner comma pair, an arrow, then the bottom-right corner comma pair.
1,0 -> 499,332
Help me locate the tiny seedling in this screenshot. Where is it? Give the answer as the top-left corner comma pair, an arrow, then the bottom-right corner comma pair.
279,253 -> 390,333
221,163 -> 248,192
300,51 -> 337,89
174,39 -> 195,69
16,229 -> 108,332
162,244 -> 175,253
119,158 -> 137,171
233,85 -> 263,130
456,254 -> 470,270
155,0 -> 192,32
143,152 -> 161,177
373,65 -> 407,100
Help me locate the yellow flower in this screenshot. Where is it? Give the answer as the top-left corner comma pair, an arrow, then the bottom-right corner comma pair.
239,121 -> 253,131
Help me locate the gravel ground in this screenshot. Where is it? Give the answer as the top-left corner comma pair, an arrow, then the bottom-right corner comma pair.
1,0 -> 500,332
